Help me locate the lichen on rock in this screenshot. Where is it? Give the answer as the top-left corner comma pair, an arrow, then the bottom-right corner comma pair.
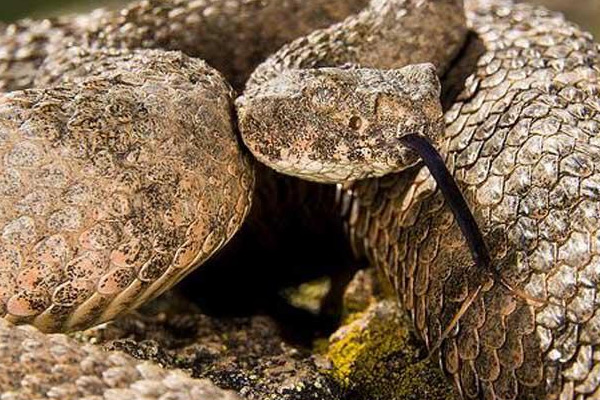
325,284 -> 457,400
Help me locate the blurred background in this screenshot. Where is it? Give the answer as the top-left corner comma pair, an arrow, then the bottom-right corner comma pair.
0,0 -> 598,38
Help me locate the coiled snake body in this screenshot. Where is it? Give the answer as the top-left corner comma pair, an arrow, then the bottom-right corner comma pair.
349,2 -> 600,400
0,0 -> 599,399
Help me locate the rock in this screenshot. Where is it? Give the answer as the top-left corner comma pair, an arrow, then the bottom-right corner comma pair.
341,269 -> 379,315
79,272 -> 457,400
84,292 -> 344,400
280,277 -> 332,315
325,299 -> 457,400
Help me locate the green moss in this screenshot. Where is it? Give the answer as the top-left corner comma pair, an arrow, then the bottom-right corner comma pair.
391,360 -> 458,400
325,301 -> 457,400
313,337 -> 331,355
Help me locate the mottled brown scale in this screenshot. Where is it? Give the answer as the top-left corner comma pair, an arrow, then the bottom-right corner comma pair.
0,0 -> 599,399
238,65 -> 447,182
0,0 -> 376,395
0,318 -> 242,399
239,0 -> 467,182
346,1 -> 600,399
0,49 -> 253,332
246,0 -> 467,88
1,0 -> 369,91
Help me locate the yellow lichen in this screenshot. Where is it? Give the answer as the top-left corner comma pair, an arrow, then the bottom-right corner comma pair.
324,300 -> 457,400
327,301 -> 411,383
280,277 -> 332,314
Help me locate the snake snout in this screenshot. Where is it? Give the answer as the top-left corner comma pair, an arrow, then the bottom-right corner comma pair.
237,64 -> 445,183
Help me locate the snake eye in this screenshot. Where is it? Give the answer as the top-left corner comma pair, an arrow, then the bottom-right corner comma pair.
348,116 -> 363,130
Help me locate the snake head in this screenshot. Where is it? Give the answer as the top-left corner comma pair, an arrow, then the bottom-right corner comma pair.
237,63 -> 445,183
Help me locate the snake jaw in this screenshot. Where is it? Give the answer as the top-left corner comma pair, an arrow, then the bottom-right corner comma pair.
237,63 -> 445,183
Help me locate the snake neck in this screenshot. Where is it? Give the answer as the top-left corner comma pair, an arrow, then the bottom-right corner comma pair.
245,0 -> 467,90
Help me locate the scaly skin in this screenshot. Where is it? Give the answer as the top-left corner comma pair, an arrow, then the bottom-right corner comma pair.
348,1 -> 600,399
0,0 -> 372,336
0,53 -> 248,400
238,0 -> 466,181
241,0 -> 600,398
0,318 -> 243,400
0,0 -> 369,397
245,0 -> 467,88
0,49 -> 253,333
0,0 -> 368,91
239,64 -> 447,182
0,1 -> 599,400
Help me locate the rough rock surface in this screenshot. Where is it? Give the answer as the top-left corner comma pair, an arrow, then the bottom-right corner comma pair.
85,292 -> 345,400
327,300 -> 457,400
80,269 -> 457,400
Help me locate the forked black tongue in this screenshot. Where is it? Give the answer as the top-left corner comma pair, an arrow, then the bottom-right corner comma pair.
399,133 -> 491,270
400,134 -> 545,306
399,134 -> 545,358
400,134 -> 493,358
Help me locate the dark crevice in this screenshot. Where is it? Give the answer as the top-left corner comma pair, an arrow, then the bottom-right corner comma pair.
179,166 -> 358,346
441,31 -> 486,111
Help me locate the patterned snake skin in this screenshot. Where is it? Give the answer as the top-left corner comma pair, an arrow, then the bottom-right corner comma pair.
237,0 -> 466,182
0,318 -> 242,400
0,0 -> 378,331
0,0 -> 599,399
0,0 -> 367,397
0,49 -> 257,332
0,0 -> 368,91
348,1 -> 600,399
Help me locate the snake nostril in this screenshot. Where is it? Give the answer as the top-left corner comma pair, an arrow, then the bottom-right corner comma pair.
349,116 -> 363,130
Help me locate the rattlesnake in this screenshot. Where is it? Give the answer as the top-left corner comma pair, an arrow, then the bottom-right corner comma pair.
0,1 -> 599,400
